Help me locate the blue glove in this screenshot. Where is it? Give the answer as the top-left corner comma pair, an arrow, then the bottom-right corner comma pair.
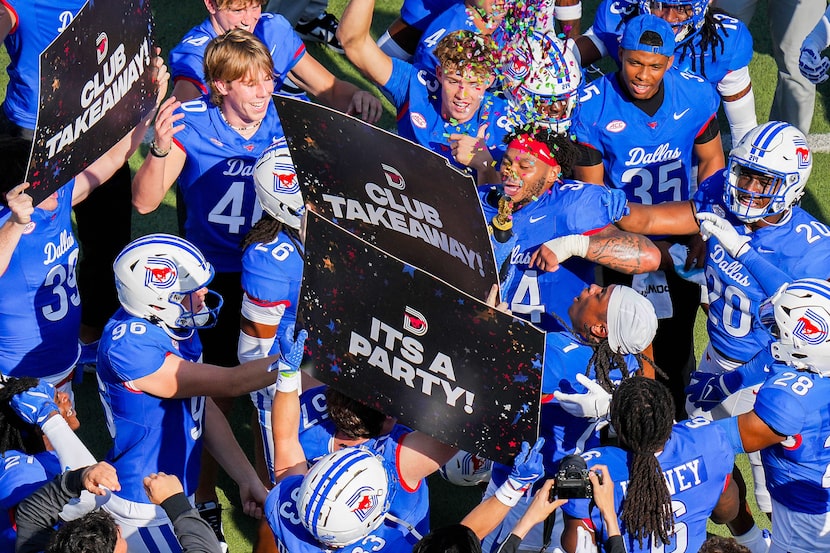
685,352 -> 772,411
601,188 -> 630,223
685,372 -> 735,411
276,324 -> 308,374
10,380 -> 59,426
507,438 -> 545,490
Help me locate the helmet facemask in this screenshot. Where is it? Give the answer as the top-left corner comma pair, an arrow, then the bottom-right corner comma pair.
640,0 -> 707,44
724,161 -> 793,223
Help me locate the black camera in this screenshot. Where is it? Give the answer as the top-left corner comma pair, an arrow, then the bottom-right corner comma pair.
551,454 -> 600,500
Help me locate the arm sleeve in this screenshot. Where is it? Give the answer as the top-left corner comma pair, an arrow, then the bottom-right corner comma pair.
15,468 -> 85,553
160,493 -> 223,553
494,533 -> 524,553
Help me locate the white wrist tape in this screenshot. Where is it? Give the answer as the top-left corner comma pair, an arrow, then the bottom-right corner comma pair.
543,234 -> 589,264
554,2 -> 582,20
42,416 -> 97,470
495,481 -> 529,507
275,364 -> 301,393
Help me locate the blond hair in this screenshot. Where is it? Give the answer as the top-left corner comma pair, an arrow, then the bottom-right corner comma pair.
433,30 -> 497,79
204,28 -> 273,106
210,0 -> 266,11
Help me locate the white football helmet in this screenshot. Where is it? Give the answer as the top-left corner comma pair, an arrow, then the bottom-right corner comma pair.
638,0 -> 708,44
253,137 -> 305,230
724,121 -> 812,223
438,450 -> 493,486
298,447 -> 393,547
113,234 -> 223,338
759,278 -> 830,375
500,30 -> 582,133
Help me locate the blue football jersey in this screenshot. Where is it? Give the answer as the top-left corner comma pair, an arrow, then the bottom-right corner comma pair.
169,14 -> 305,95
1,0 -> 86,130
97,309 -> 204,503
400,0 -> 462,30
0,182 -> 81,379
382,58 -> 512,172
0,450 -> 61,551
693,174 -> 830,362
265,474 -> 421,552
491,331 -> 639,490
591,0 -> 753,86
297,386 -> 431,540
478,181 -> 613,332
563,418 -> 734,553
241,229 -> 304,350
172,99 -> 283,272
754,367 -> 830,515
573,69 -> 719,204
411,4 -> 507,73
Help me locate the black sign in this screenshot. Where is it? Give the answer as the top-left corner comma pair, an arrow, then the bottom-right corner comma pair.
300,213 -> 543,464
27,0 -> 156,203
275,96 -> 499,301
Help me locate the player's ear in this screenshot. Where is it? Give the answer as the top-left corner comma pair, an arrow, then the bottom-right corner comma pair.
213,79 -> 230,97
591,322 -> 608,342
666,54 -> 675,70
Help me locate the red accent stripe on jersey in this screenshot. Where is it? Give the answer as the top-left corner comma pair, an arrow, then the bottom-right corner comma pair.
396,432 -> 422,493
696,114 -> 716,139
173,76 -> 208,95
293,44 -> 306,61
172,136 -> 185,155
541,393 -> 555,404
397,101 -> 409,123
721,472 -> 732,494
0,1 -> 19,34
248,297 -> 291,308
123,380 -> 143,394
583,223 -> 610,237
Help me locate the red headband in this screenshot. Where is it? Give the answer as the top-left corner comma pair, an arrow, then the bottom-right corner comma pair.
507,135 -> 560,169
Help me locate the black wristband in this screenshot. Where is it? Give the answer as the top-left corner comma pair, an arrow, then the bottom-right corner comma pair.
150,140 -> 170,158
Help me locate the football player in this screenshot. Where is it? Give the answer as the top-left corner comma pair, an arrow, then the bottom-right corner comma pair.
479,129 -> 661,333
498,31 -> 582,135
0,55 -> 167,391
0,1 -> 138,349
561,377 -> 738,553
714,278 -> 830,553
575,0 -> 756,147
96,233 -> 302,553
570,13 -> 723,423
572,120 -> 828,551
338,0 -> 512,182
481,284 -> 658,552
168,0 -> 382,116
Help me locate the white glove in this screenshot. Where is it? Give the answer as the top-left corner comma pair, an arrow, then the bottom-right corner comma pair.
553,373 -> 612,419
696,212 -> 751,258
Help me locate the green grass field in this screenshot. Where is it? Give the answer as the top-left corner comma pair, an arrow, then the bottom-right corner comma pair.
4,0 -> 826,548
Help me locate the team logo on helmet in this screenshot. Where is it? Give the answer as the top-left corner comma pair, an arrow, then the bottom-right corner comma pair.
346,487 -> 383,522
504,51 -> 531,82
796,146 -> 811,170
794,309 -> 829,345
273,168 -> 299,194
144,257 -> 178,289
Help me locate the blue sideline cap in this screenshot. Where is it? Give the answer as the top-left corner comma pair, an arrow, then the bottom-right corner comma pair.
620,14 -> 675,57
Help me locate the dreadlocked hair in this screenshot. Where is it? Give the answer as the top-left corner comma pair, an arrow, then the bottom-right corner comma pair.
240,212 -> 301,251
589,343 -> 667,392
610,376 -> 675,547
504,128 -> 579,178
674,8 -> 729,79
0,376 -> 48,455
